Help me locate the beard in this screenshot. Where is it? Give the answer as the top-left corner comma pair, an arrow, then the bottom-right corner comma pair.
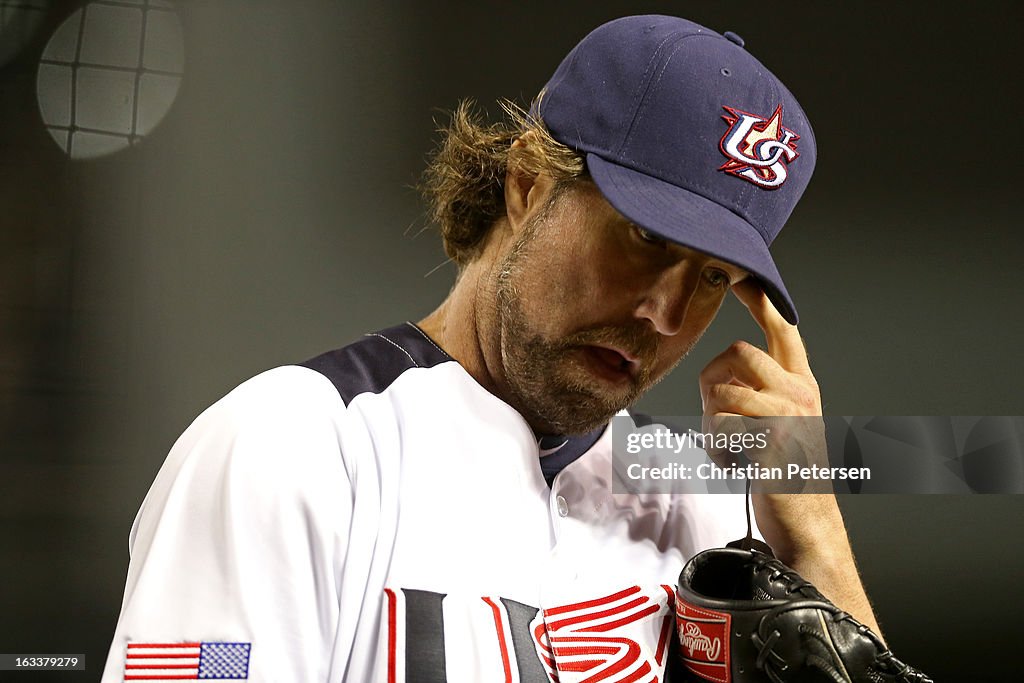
492,207 -> 687,436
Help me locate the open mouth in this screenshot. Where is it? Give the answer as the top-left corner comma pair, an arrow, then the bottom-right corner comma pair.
580,345 -> 638,384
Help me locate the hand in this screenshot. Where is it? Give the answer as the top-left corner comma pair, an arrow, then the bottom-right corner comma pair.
698,279 -> 881,635
699,278 -> 827,496
699,278 -> 820,421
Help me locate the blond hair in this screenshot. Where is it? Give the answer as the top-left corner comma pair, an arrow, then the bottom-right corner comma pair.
419,96 -> 587,266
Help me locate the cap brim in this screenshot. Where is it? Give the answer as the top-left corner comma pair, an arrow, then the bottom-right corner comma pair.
587,153 -> 799,325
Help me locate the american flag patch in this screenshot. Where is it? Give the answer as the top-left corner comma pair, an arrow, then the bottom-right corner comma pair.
123,641 -> 251,680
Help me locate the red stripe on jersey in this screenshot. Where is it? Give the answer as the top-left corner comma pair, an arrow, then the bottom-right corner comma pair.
558,659 -> 603,672
655,584 -> 675,667
549,596 -> 647,631
552,644 -> 620,656
482,598 -> 513,683
554,636 -> 641,681
385,588 -> 398,683
589,603 -> 661,632
655,614 -> 672,667
544,586 -> 642,616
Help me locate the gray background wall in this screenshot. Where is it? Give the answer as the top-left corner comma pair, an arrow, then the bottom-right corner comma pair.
1,1 -> 1020,680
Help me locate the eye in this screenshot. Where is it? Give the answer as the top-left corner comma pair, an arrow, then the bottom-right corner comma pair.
633,225 -> 667,248
704,268 -> 730,289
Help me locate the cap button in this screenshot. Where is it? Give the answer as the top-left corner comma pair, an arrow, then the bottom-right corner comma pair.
723,31 -> 745,48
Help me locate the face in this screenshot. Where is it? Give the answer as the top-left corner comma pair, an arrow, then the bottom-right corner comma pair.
491,180 -> 747,436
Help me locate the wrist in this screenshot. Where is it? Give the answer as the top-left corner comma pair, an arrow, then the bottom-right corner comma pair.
753,492 -> 851,565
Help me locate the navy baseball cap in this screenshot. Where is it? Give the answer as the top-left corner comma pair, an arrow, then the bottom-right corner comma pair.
534,15 -> 816,324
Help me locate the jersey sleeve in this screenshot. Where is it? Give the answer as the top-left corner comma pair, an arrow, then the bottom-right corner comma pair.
101,366 -> 358,683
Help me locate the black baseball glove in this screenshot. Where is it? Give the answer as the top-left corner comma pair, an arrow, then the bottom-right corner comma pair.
674,547 -> 931,683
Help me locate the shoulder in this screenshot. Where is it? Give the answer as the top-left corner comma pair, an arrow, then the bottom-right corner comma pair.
299,322 -> 453,406
145,321 -> 454,510
205,364 -> 344,428
167,364 -> 348,480
135,322 -> 456,541
137,365 -> 349,529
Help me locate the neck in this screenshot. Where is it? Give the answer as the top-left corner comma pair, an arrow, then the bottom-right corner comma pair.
417,246 -> 506,402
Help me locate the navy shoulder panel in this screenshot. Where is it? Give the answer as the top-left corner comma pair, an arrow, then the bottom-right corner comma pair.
299,322 -> 453,406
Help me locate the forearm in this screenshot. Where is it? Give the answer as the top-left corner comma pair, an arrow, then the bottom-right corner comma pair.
753,492 -> 883,638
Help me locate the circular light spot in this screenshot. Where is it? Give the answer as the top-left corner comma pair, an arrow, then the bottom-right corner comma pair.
35,0 -> 184,159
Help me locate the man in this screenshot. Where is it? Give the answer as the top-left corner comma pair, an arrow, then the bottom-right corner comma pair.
102,15 -> 878,682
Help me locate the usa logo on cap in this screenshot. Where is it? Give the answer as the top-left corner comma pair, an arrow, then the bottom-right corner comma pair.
719,105 -> 800,190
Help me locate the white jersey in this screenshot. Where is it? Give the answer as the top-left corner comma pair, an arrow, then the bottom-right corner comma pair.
101,322 -> 753,682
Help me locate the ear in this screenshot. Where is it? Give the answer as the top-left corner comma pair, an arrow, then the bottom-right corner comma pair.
504,133 -> 556,234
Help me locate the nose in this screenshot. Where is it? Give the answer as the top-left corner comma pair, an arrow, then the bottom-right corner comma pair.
634,261 -> 699,336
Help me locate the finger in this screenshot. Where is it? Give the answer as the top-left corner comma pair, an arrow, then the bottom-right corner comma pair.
699,340 -> 785,403
701,412 -> 764,468
702,412 -> 764,439
701,382 -> 779,416
731,278 -> 810,374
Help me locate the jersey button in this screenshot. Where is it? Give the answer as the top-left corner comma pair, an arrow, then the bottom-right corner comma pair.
555,495 -> 569,517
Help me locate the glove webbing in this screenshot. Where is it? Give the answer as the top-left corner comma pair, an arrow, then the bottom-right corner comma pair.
748,553 -> 934,683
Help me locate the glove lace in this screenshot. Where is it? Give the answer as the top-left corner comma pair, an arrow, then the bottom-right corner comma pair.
752,600 -> 845,681
751,627 -> 787,683
754,602 -> 934,683
751,552 -> 817,598
874,650 -> 934,683
799,624 -> 851,683
684,549 -> 934,683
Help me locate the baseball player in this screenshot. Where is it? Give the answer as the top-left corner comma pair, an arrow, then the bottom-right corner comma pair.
102,15 -> 880,682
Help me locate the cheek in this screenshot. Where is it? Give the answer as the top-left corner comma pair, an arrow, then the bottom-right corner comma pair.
517,239 -> 616,323
655,292 -> 726,363
685,291 -> 728,343
510,249 -> 592,333
508,193 -> 647,332
692,288 -> 729,322
657,332 -> 696,365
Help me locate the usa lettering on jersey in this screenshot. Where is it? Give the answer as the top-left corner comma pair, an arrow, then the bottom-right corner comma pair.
384,585 -> 677,682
